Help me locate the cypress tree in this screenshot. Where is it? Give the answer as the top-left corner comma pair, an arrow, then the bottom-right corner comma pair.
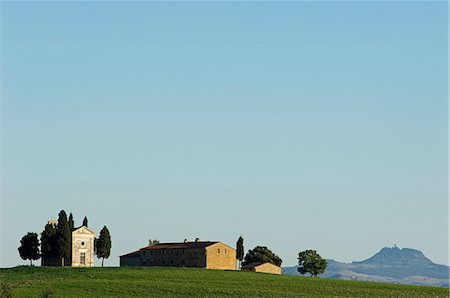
83,216 -> 88,227
41,222 -> 58,264
56,210 -> 71,266
96,226 -> 111,267
68,213 -> 74,231
68,213 -> 75,264
236,236 -> 244,270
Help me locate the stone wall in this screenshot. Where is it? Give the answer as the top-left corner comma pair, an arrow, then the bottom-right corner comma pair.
71,227 -> 95,267
254,262 -> 282,275
141,248 -> 207,268
205,243 -> 236,270
120,255 -> 141,266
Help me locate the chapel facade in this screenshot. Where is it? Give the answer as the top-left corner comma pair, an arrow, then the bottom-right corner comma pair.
41,221 -> 95,267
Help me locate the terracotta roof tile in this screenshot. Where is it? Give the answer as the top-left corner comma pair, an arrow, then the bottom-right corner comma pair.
241,262 -> 264,269
143,241 -> 218,250
120,250 -> 141,257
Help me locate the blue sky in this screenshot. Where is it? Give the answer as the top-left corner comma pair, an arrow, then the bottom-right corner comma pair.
1,2 -> 448,267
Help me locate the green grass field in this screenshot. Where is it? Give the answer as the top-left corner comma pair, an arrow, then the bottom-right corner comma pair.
1,266 -> 448,297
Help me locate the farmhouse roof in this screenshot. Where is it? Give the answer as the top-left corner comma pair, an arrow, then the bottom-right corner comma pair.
242,262 -> 264,269
119,241 -> 236,258
120,250 -> 141,258
143,241 -> 219,250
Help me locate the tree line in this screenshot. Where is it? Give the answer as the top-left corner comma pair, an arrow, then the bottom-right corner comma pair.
235,236 -> 327,277
18,210 -> 111,267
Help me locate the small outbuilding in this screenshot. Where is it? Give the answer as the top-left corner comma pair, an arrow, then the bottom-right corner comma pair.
241,262 -> 282,275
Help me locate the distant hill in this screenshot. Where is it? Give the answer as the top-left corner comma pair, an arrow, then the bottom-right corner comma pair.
283,246 -> 449,287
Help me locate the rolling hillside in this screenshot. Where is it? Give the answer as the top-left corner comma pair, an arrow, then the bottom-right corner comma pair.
1,266 -> 449,297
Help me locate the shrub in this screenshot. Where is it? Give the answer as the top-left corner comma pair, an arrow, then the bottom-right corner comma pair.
1,283 -> 15,298
41,289 -> 58,298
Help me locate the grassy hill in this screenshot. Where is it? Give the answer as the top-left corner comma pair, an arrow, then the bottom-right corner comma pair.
1,266 -> 448,297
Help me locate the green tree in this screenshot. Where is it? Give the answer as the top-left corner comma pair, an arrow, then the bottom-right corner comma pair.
82,216 -> 88,227
236,236 -> 244,270
297,249 -> 327,277
18,232 -> 40,266
40,222 -> 58,263
243,246 -> 282,267
68,213 -> 74,231
56,210 -> 71,266
67,213 -> 74,265
96,226 -> 111,267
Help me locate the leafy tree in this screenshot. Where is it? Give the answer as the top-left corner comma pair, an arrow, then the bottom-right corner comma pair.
298,249 -> 327,277
96,226 -> 111,267
148,239 -> 159,246
236,236 -> 244,270
82,216 -> 88,227
18,232 -> 40,266
243,246 -> 282,267
56,210 -> 71,266
40,222 -> 58,262
68,213 -> 74,231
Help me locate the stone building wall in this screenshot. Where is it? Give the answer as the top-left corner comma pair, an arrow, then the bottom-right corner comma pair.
120,241 -> 237,270
205,243 -> 236,270
141,248 -> 206,268
120,255 -> 141,266
252,262 -> 282,275
71,226 -> 95,267
255,262 -> 282,274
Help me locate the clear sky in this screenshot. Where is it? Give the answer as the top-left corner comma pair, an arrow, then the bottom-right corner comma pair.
1,2 -> 448,267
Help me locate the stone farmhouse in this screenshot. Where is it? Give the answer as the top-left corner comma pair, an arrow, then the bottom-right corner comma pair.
120,239 -> 236,270
42,221 -> 95,267
241,261 -> 282,275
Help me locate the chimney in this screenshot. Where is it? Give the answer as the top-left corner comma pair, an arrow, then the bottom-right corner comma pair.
195,238 -> 200,242
184,239 -> 188,243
